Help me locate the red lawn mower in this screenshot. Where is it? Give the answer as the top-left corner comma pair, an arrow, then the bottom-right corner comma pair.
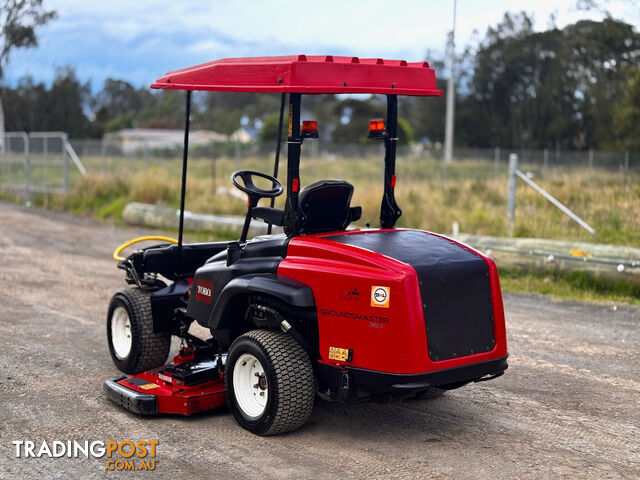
104,55 -> 508,435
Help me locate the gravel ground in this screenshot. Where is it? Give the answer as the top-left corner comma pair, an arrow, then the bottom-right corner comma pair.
0,203 -> 638,479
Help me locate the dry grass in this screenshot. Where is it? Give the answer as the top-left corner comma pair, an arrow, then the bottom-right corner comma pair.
2,153 -> 636,304
18,153 -> 640,246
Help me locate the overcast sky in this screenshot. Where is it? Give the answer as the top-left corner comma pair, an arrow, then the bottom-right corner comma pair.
4,0 -> 639,91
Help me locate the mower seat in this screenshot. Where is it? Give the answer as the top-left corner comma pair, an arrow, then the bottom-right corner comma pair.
298,179 -> 359,234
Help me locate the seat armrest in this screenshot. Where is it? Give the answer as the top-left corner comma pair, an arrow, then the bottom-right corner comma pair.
349,206 -> 362,222
252,207 -> 285,226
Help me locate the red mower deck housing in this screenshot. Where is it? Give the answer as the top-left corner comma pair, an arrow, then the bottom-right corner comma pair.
104,349 -> 226,416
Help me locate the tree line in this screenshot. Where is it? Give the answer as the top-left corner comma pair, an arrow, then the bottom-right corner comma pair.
1,11 -> 638,150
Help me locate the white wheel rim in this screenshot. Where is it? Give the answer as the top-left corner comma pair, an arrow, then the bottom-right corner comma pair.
111,306 -> 132,359
233,353 -> 268,418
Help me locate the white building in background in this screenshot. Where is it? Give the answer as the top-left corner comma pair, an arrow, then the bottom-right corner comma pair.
105,128 -> 228,154
229,127 -> 257,144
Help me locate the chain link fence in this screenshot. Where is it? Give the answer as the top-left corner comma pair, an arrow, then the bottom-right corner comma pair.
69,138 -> 638,172
0,132 -> 88,194
1,131 -> 638,195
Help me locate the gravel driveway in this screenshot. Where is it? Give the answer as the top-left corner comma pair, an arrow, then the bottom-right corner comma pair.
0,203 -> 638,479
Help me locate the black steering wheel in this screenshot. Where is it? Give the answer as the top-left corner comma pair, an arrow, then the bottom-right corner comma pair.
232,170 -> 284,199
232,171 -> 284,243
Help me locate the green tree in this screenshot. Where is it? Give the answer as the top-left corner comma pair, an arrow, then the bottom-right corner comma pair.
1,76 -> 46,131
399,57 -> 446,144
93,79 -> 157,134
3,68 -> 92,136
46,67 -> 91,137
565,19 -> 640,148
330,97 -> 386,144
397,118 -> 414,144
0,0 -> 56,148
463,12 -> 577,149
139,90 -> 184,129
612,67 -> 640,150
0,0 -> 55,78
460,13 -> 640,149
258,113 -> 282,143
194,92 -> 281,135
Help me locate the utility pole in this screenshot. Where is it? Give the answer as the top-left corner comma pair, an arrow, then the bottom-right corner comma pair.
443,0 -> 457,164
0,100 -> 5,154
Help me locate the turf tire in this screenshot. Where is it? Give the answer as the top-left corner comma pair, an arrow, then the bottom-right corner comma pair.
226,329 -> 315,435
107,288 -> 171,374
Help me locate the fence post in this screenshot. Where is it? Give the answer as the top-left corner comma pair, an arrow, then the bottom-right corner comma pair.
588,149 -> 593,184
62,133 -> 69,191
494,146 -> 500,178
24,132 -> 30,198
543,148 -> 549,173
144,140 -> 149,169
100,139 -> 106,173
507,153 -> 518,237
624,151 -> 629,172
211,146 -> 217,189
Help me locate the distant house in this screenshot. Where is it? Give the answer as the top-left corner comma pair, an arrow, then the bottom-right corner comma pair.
229,126 -> 258,144
106,128 -> 228,154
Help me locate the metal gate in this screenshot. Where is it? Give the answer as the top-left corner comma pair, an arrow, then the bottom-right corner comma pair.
0,131 -> 86,194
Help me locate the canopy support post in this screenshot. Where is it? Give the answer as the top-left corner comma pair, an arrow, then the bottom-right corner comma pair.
283,93 -> 302,237
380,94 -> 402,228
267,92 -> 287,235
178,90 -> 191,263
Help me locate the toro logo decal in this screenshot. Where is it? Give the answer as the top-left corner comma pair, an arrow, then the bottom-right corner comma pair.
371,286 -> 390,308
339,287 -> 361,302
195,279 -> 213,304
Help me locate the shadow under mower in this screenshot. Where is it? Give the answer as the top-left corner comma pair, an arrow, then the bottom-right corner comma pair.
104,55 -> 508,436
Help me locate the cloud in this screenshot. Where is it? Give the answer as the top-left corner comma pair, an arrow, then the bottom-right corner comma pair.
3,0 -> 636,90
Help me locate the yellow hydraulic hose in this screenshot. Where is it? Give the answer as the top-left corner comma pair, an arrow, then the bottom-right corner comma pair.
112,236 -> 178,262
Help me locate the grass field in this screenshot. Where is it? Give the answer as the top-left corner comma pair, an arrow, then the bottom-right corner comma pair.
17,154 -> 638,244
499,267 -> 640,305
2,153 -> 639,304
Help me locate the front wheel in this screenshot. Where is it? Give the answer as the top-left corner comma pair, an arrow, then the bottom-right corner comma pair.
107,288 -> 171,374
226,329 -> 314,435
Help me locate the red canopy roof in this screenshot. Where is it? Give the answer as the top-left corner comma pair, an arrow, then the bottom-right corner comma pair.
151,55 -> 442,96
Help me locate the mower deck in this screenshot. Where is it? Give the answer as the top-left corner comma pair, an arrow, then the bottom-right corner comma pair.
103,350 -> 226,416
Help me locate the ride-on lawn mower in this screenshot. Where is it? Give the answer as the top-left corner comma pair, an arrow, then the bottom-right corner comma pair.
104,55 -> 508,435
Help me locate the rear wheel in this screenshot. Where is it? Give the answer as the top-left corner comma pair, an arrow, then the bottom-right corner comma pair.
107,288 -> 171,374
226,329 -> 314,435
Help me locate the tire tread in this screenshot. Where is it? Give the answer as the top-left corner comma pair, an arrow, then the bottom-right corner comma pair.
229,329 -> 314,435
108,288 -> 171,374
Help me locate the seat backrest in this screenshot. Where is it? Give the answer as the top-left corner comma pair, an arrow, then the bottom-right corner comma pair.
298,179 -> 354,234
